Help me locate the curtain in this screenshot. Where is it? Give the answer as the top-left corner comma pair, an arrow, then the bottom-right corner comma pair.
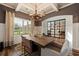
4,10 -> 15,47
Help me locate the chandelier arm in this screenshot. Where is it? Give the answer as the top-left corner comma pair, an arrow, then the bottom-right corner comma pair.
30,3 -> 45,21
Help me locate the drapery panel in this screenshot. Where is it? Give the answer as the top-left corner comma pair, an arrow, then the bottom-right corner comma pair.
4,10 -> 15,47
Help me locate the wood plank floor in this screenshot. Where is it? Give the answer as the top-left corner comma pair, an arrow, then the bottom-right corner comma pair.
0,43 -> 23,56
0,43 -> 72,56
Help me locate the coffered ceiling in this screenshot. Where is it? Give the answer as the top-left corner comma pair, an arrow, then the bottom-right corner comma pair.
1,3 -> 74,15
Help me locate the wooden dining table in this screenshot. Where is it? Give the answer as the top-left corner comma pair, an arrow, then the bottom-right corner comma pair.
22,35 -> 54,47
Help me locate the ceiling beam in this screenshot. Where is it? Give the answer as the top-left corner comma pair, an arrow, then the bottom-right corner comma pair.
59,3 -> 74,9
15,3 -> 23,11
1,3 -> 15,9
50,3 -> 59,11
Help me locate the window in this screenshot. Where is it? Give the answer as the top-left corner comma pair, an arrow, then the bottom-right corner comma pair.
14,17 -> 31,36
47,19 -> 65,39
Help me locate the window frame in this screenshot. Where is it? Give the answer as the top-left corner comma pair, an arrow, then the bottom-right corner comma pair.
14,17 -> 31,36
47,19 -> 66,38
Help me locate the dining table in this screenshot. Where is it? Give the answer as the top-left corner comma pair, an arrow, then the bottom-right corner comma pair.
22,35 -> 54,47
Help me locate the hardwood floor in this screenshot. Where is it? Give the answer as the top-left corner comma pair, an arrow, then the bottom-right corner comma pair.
0,43 -> 40,56
0,43 -> 23,56
0,41 -> 71,56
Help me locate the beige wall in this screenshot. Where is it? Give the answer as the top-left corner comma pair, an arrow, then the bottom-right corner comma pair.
73,23 -> 79,49
0,23 -> 5,42
33,26 -> 42,35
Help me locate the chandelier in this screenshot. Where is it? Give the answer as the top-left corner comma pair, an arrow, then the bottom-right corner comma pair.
30,4 -> 45,21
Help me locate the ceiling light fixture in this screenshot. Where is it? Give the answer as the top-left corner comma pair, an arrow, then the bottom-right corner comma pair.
30,3 -> 45,21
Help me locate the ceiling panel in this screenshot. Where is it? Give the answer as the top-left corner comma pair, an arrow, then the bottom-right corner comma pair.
0,3 -> 74,15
